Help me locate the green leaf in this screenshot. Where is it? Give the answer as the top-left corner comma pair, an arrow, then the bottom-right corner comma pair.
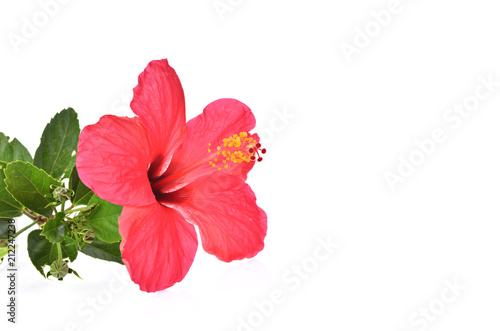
28,230 -> 56,276
27,230 -> 78,277
34,108 -> 80,180
69,166 -> 92,206
62,153 -> 76,179
11,139 -> 33,163
0,133 -> 12,162
0,161 -> 23,218
85,195 -> 122,243
60,237 -> 78,262
4,161 -> 61,218
0,133 -> 33,163
0,221 -> 8,239
80,239 -> 123,264
41,212 -> 68,243
0,218 -> 13,239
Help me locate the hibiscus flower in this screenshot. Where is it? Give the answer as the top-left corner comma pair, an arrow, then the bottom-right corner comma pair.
76,59 -> 267,292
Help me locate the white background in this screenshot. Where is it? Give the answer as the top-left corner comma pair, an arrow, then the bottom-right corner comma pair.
1,0 -> 500,330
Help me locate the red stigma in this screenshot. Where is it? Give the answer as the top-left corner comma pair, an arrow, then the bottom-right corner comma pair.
249,142 -> 266,163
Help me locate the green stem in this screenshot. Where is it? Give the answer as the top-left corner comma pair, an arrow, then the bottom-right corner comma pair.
63,205 -> 94,215
22,209 -> 38,221
13,220 -> 39,238
56,242 -> 62,260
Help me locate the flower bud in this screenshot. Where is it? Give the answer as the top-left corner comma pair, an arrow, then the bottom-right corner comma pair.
83,230 -> 96,244
50,259 -> 69,280
52,186 -> 70,202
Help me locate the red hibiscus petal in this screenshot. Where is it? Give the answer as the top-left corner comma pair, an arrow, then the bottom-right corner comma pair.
158,98 -> 257,193
131,59 -> 187,178
76,115 -> 156,207
167,172 -> 267,262
120,202 -> 198,292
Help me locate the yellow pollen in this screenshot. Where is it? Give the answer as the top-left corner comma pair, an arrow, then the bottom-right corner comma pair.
208,131 -> 265,168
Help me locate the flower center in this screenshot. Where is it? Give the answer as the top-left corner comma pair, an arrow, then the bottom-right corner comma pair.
208,132 -> 266,171
151,131 -> 265,193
